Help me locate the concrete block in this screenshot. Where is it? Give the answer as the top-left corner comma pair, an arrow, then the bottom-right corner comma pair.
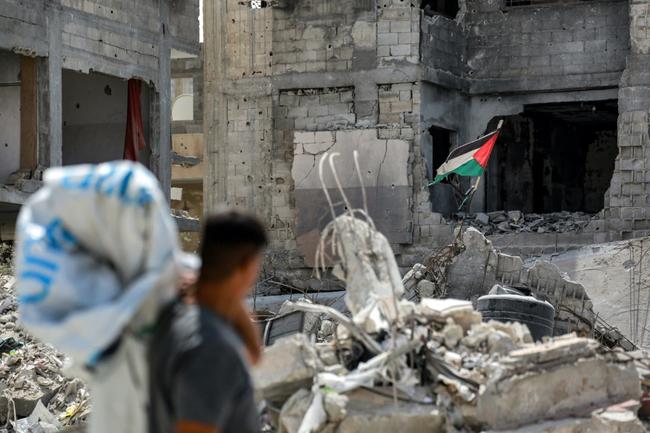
307,105 -> 329,117
585,39 -> 607,53
339,90 -> 354,102
336,388 -> 445,433
328,103 -> 352,115
377,32 -> 398,46
390,20 -> 411,33
476,356 -> 639,430
252,334 -> 321,403
377,46 -> 391,57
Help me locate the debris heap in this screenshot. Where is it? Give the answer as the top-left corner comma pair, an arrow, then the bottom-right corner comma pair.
458,210 -> 594,235
253,210 -> 647,433
0,274 -> 89,432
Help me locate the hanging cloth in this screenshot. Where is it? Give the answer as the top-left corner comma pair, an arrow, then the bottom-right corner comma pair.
123,79 -> 146,161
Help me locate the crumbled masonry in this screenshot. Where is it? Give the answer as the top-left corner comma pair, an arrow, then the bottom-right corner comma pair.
0,274 -> 89,431
461,211 -> 594,235
253,211 -> 650,433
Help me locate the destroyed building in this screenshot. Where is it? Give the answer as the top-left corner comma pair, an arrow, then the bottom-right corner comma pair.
171,47 -> 204,249
0,0 -> 201,239
204,0 -> 650,278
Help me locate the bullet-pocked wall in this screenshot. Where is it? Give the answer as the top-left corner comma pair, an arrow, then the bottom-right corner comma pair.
0,0 -> 200,202
205,0 -> 434,285
206,0 -> 646,285
0,51 -> 21,184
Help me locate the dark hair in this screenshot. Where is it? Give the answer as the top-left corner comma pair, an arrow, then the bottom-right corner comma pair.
198,210 -> 268,283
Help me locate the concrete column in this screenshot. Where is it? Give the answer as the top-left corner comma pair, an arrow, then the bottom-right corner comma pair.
203,0 -> 228,212
38,2 -> 63,168
151,0 -> 172,200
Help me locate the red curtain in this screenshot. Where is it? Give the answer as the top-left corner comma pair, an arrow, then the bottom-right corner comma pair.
123,79 -> 146,161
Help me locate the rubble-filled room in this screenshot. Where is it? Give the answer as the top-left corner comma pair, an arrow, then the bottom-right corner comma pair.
486,100 -> 619,214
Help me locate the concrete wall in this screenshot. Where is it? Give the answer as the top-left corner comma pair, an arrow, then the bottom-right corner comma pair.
601,0 -> 650,241
463,0 -> 630,93
0,51 -> 21,184
0,0 -> 200,199
62,69 -> 150,165
205,0 -> 650,284
205,0 -> 430,284
0,0 -> 199,85
421,14 -> 465,79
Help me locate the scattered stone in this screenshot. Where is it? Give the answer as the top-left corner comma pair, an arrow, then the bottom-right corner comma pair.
416,280 -> 436,298
253,334 -> 322,403
442,320 -> 463,349
475,213 -> 490,226
278,388 -> 312,433
456,211 -> 594,236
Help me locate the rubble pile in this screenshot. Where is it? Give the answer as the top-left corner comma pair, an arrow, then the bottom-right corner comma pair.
4,166 -> 45,194
457,211 -> 594,235
0,274 -> 89,432
254,299 -> 644,433
252,210 -> 647,433
401,227 -> 597,339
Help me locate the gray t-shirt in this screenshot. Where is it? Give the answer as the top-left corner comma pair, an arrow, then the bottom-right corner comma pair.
148,300 -> 260,433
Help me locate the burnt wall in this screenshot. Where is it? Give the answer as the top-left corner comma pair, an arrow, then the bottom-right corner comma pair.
464,0 -> 630,93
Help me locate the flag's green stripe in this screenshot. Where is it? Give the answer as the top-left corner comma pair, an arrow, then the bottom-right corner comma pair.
430,158 -> 484,185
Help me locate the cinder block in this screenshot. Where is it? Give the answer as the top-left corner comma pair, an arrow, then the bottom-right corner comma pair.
390,20 -> 411,33
319,92 -> 341,105
307,105 -> 329,117
585,39 -> 607,53
378,32 -> 399,46
339,90 -> 354,102
390,100 -> 413,113
328,103 -> 353,115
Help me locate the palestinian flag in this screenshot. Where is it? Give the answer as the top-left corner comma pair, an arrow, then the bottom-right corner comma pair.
430,124 -> 501,185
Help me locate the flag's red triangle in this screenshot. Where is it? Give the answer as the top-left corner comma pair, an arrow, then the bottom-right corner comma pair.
473,132 -> 499,168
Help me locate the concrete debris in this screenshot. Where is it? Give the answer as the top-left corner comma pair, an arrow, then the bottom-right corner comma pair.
256,301 -> 643,433
0,274 -> 89,428
317,214 -> 404,333
477,346 -> 639,429
460,211 -> 594,235
445,228 -> 596,337
278,388 -> 312,433
252,209 -> 649,433
335,388 -> 444,433
253,333 -> 323,403
13,400 -> 61,433
483,400 -> 647,432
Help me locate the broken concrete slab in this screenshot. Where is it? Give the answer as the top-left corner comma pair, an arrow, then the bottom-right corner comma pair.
477,356 -> 640,430
482,401 -> 646,433
542,236 -> 650,349
278,388 -> 312,433
444,227 -> 595,337
417,298 -> 481,332
253,334 -> 322,403
446,228 -> 499,300
335,388 -> 444,433
503,335 -> 598,367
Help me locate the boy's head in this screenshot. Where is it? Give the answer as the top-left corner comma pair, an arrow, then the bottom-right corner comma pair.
197,210 -> 268,298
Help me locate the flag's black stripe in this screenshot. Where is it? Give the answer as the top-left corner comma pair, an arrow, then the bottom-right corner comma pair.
445,130 -> 498,162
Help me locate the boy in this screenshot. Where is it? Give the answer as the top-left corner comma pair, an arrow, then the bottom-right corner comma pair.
148,210 -> 267,433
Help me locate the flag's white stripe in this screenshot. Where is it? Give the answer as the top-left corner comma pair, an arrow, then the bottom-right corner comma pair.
436,149 -> 479,176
